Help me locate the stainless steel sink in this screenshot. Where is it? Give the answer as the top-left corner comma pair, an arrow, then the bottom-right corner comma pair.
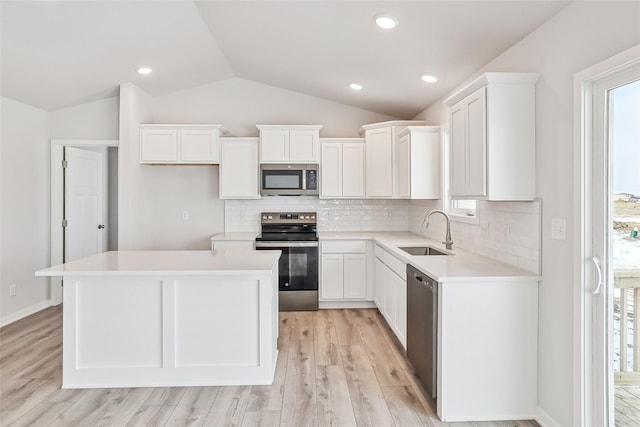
398,246 -> 449,256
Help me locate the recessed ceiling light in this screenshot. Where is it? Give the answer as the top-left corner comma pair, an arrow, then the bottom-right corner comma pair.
374,14 -> 399,30
420,74 -> 439,83
349,83 -> 363,91
137,67 -> 152,75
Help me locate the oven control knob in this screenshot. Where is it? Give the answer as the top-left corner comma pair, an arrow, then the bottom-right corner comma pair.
284,282 -> 289,287
262,215 -> 267,220
268,215 -> 273,220
311,215 -> 315,219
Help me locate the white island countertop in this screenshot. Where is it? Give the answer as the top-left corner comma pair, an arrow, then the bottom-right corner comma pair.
320,231 -> 540,283
36,250 -> 281,277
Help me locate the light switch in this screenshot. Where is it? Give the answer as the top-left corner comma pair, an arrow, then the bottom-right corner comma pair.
551,218 -> 566,240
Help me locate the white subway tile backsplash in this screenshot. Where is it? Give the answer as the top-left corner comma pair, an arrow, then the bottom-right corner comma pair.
409,199 -> 541,274
224,196 -> 540,274
225,198 -> 409,232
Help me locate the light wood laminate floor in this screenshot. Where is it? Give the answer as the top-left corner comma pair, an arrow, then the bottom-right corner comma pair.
1,305 -> 540,426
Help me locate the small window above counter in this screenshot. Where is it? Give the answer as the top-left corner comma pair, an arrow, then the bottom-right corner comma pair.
139,124 -> 224,164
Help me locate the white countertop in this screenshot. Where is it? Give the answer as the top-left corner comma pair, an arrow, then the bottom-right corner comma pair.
210,232 -> 259,241
319,231 -> 540,283
35,250 -> 281,277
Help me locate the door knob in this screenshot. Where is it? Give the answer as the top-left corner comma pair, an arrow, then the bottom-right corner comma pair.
98,224 -> 105,229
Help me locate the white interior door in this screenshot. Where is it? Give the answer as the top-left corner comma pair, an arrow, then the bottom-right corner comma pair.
64,146 -> 106,262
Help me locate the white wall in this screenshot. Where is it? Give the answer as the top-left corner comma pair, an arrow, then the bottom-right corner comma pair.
152,77 -> 394,137
51,97 -> 119,139
0,97 -> 51,325
413,2 -> 640,426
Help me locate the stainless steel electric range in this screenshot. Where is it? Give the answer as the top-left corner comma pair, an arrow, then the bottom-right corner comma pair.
255,212 -> 318,311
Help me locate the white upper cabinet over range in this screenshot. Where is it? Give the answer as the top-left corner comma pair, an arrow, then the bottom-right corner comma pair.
320,138 -> 365,199
219,137 -> 260,199
140,124 -> 222,164
443,72 -> 539,201
257,125 -> 322,163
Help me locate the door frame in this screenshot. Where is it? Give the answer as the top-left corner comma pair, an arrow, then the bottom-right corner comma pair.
50,139 -> 118,305
573,44 -> 640,427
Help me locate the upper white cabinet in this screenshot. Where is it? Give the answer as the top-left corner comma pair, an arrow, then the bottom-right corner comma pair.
140,124 -> 222,164
443,72 -> 539,200
257,125 -> 322,163
395,126 -> 441,199
219,137 -> 260,199
320,138 -> 365,199
360,121 -> 426,198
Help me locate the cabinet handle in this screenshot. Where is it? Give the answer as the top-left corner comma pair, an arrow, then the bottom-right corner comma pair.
97,224 -> 105,230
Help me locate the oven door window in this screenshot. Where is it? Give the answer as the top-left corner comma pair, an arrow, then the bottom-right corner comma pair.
285,246 -> 318,290
263,170 -> 302,190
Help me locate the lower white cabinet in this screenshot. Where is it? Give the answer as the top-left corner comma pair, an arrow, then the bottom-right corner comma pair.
219,138 -> 260,199
320,241 -> 367,301
374,244 -> 407,348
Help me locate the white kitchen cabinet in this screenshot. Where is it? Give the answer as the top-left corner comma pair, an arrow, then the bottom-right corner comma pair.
437,279 -> 538,421
257,125 -> 322,163
374,255 -> 385,310
219,138 -> 260,199
395,126 -> 441,199
374,243 -> 407,349
320,139 -> 365,199
140,124 -> 222,164
361,120 -> 426,198
443,72 -> 539,200
320,240 -> 368,301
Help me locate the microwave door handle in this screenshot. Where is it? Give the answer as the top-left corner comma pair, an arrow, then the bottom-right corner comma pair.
302,170 -> 306,190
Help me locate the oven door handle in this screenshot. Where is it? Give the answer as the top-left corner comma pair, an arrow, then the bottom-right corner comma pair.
255,241 -> 318,248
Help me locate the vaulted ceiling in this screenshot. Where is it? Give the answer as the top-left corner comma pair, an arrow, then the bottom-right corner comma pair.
1,1 -> 570,118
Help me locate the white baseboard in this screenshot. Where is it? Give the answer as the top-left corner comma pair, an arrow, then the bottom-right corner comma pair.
319,300 -> 376,309
0,300 -> 52,328
535,406 -> 563,427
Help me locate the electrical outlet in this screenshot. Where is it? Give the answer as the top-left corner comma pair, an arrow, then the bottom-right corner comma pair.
9,284 -> 16,297
551,217 -> 567,240
182,211 -> 189,221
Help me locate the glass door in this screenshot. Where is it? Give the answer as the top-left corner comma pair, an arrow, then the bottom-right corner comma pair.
591,68 -> 640,426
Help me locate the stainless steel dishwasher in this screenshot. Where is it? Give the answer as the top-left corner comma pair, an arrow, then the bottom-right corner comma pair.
407,265 -> 438,399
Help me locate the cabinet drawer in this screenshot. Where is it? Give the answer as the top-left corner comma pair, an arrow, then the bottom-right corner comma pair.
374,244 -> 385,260
384,251 -> 406,278
322,240 -> 366,254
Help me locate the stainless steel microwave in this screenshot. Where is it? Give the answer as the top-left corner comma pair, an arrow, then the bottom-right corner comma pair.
260,164 -> 319,196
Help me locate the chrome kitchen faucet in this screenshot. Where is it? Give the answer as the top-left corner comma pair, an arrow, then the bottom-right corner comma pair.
422,210 -> 454,250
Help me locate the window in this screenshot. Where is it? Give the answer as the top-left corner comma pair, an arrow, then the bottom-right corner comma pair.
449,199 -> 479,224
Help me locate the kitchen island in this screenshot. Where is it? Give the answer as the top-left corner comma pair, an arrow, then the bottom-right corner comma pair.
36,250 -> 281,389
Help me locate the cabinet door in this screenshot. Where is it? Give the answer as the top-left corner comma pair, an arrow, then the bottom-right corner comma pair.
374,257 -> 385,310
393,273 -> 407,349
342,143 -> 365,198
321,254 -> 344,299
395,133 -> 410,198
180,129 -> 218,163
365,127 -> 393,197
140,129 -> 178,163
289,130 -> 318,162
466,87 -> 487,197
260,130 -> 289,162
449,103 -> 467,196
219,140 -> 260,199
382,265 -> 396,326
320,143 -> 342,197
343,254 -> 367,299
